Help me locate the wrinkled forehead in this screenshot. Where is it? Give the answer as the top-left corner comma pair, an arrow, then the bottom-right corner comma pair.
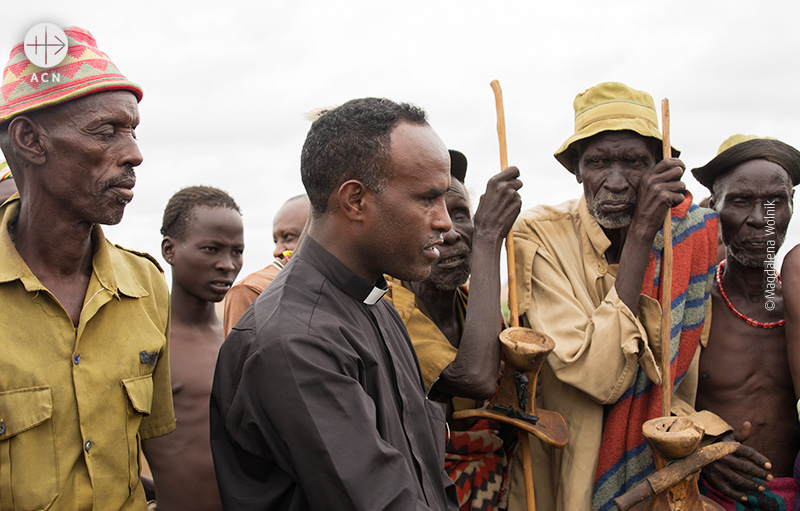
577,130 -> 658,158
444,179 -> 473,217
32,90 -> 140,127
716,159 -> 793,197
447,178 -> 470,202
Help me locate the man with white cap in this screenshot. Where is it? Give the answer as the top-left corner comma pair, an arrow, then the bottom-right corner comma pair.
0,27 -> 174,510
511,82 -> 727,510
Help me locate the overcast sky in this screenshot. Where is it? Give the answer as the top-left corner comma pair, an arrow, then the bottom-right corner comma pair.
2,1 -> 799,283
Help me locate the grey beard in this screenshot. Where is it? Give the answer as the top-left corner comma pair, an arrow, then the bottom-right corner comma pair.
726,232 -> 786,268
726,250 -> 764,268
429,265 -> 470,291
588,201 -> 633,229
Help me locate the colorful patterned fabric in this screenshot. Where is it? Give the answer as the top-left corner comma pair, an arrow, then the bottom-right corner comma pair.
592,193 -> 718,511
445,419 -> 513,511
0,160 -> 10,181
0,26 -> 142,124
700,475 -> 798,511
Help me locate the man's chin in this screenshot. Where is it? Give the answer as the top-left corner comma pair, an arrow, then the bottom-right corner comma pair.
392,264 -> 433,283
426,268 -> 470,291
96,211 -> 126,226
593,213 -> 633,230
727,250 -> 769,269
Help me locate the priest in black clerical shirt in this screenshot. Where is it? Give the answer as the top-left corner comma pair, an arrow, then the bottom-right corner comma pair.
210,98 -> 459,511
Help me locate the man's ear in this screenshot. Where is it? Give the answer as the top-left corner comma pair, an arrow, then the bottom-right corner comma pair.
7,116 -> 47,166
161,237 -> 176,265
708,195 -> 716,210
571,150 -> 583,183
337,179 -> 370,222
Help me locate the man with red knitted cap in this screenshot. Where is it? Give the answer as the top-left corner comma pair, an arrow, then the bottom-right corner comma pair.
510,82 -> 728,511
0,27 -> 175,510
693,135 -> 800,510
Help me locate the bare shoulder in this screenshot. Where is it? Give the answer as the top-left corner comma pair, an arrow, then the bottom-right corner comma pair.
782,244 -> 800,276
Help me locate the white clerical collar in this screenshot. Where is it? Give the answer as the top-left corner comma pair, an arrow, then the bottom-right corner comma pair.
363,286 -> 388,305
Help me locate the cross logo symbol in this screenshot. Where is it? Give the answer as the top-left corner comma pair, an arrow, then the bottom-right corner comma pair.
24,23 -> 68,69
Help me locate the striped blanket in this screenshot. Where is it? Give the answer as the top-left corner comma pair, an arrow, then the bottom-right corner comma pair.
700,476 -> 798,510
592,193 -> 718,511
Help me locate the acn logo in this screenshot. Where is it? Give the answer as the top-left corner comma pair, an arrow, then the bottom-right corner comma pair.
24,23 -> 68,69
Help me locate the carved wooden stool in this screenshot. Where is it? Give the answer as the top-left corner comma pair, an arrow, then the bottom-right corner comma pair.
614,417 -> 738,511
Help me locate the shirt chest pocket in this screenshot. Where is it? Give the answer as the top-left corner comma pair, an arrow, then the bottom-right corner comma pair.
0,386 -> 58,511
121,375 -> 153,494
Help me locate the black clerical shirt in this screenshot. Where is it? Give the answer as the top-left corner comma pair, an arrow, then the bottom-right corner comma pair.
210,236 -> 456,511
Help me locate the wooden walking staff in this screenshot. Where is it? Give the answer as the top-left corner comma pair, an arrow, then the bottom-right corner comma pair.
611,100 -> 733,511
490,80 -> 521,328
660,99 -> 673,417
498,79 -> 538,511
491,79 -> 535,511
454,79 -> 566,511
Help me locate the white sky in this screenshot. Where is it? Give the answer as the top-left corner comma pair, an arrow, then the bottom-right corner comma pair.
2,1 -> 799,283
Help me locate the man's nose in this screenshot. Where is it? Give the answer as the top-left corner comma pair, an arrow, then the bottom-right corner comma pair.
746,202 -> 769,228
432,199 -> 452,233
442,225 -> 461,244
603,167 -> 629,193
216,252 -> 236,272
120,133 -> 143,168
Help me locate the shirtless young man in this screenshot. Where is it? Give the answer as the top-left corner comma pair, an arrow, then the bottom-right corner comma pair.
142,186 -> 244,511
692,135 -> 800,509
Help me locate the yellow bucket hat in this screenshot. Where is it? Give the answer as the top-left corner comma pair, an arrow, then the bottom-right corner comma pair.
554,82 -> 679,174
691,134 -> 800,190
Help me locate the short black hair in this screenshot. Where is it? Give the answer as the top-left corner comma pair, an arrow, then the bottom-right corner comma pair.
300,98 -> 427,216
161,185 -> 241,239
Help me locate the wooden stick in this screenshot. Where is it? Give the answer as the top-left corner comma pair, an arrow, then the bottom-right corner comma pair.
490,80 -> 520,329
660,99 -> 673,418
491,79 -> 535,511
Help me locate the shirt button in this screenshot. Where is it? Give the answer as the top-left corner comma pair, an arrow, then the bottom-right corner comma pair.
84,440 -> 92,452
598,266 -> 607,275
73,354 -> 80,365
0,423 -> 5,435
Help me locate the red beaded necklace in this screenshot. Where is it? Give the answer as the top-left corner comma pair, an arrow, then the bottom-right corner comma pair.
715,260 -> 784,328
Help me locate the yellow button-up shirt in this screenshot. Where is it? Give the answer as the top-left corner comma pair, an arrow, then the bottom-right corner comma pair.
384,277 -> 480,413
0,197 -> 175,511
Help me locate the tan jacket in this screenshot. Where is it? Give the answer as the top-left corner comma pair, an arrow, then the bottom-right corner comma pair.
509,196 -> 728,511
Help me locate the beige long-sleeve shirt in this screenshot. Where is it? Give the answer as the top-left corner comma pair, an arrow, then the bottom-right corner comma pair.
508,196 -> 728,511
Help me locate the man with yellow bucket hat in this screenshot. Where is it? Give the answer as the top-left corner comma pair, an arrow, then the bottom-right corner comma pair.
511,82 -> 728,510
